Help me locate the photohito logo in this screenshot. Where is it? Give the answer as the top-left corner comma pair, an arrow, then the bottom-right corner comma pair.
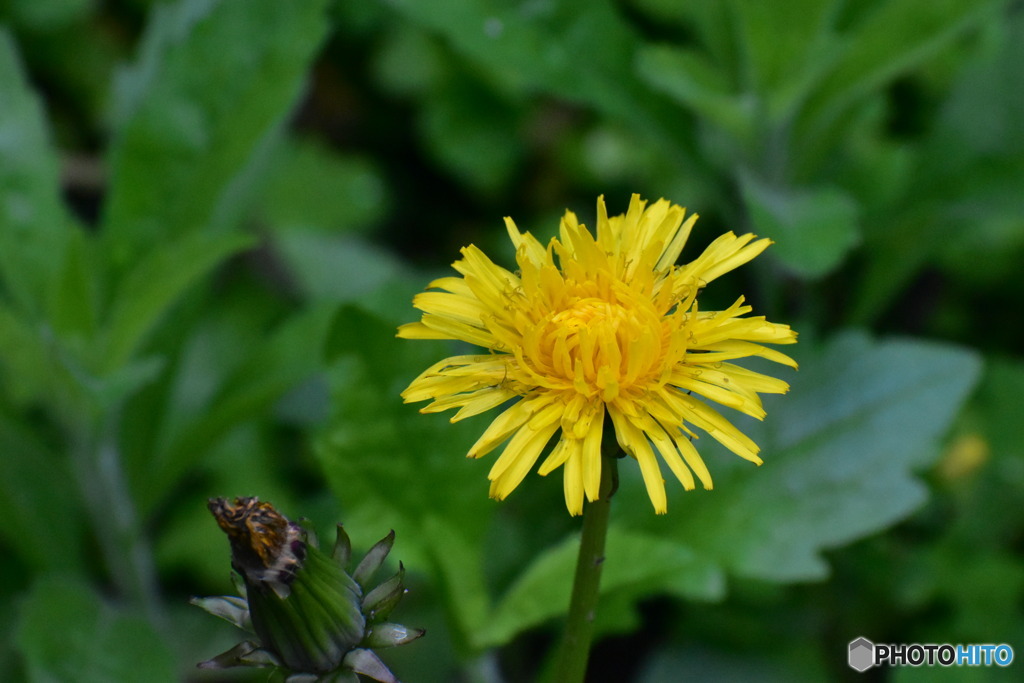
848,637 -> 1014,671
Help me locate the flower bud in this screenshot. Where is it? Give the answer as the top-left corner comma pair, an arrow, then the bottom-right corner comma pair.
194,497 -> 423,682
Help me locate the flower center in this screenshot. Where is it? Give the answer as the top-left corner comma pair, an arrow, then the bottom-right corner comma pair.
525,295 -> 668,402
550,298 -> 630,334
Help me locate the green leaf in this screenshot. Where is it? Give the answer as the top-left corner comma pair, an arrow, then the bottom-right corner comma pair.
476,526 -> 723,649
795,0 -> 996,166
389,0 -> 709,185
143,304 -> 336,514
973,357 -> 1024,467
915,14 -> 1024,282
0,296 -> 140,419
3,0 -> 93,31
848,206 -> 937,326
0,29 -> 74,316
418,514 -> 492,648
851,11 -> 1024,323
84,356 -> 167,411
934,357 -> 1024,552
372,23 -> 445,97
16,574 -> 177,683
0,417 -> 85,571
739,172 -> 860,278
274,231 -> 404,302
905,543 -> 1024,650
730,0 -> 831,91
728,0 -> 842,122
48,228 -> 100,341
100,231 -> 254,371
620,331 -> 981,582
639,644 -> 828,683
634,44 -> 753,142
419,76 -> 523,194
0,303 -> 52,406
627,3 -> 735,68
101,0 -> 331,261
926,13 -> 1024,175
258,139 -> 389,234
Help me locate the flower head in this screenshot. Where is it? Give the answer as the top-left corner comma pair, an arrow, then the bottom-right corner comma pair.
399,195 -> 796,515
193,497 -> 423,682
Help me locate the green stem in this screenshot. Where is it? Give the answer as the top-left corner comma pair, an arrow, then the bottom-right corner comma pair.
553,451 -> 619,683
72,410 -> 164,628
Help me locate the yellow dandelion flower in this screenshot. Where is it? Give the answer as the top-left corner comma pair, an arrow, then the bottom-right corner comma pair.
398,194 -> 797,515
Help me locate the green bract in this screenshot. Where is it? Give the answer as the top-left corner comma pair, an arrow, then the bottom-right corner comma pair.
193,497 -> 423,683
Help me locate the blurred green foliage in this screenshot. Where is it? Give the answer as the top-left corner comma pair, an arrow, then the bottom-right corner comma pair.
0,0 -> 1021,681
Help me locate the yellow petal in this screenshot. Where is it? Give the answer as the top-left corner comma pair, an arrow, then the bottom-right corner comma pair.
538,436 -> 573,476
701,236 -> 771,283
656,213 -> 697,271
505,217 -> 547,267
413,291 -> 489,325
450,387 -> 518,422
488,418 -> 561,499
581,404 -> 605,501
425,275 -> 473,296
715,363 -> 791,394
563,446 -> 584,516
674,433 -> 714,489
693,340 -> 798,368
677,392 -> 762,464
419,313 -> 496,349
467,399 -> 535,458
396,322 -> 450,340
671,376 -> 756,415
634,411 -> 695,491
488,400 -> 563,480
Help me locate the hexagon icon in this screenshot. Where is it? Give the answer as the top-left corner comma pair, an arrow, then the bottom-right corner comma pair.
849,637 -> 875,672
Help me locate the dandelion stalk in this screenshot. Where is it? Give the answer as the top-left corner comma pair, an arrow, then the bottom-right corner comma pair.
554,448 -> 618,683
